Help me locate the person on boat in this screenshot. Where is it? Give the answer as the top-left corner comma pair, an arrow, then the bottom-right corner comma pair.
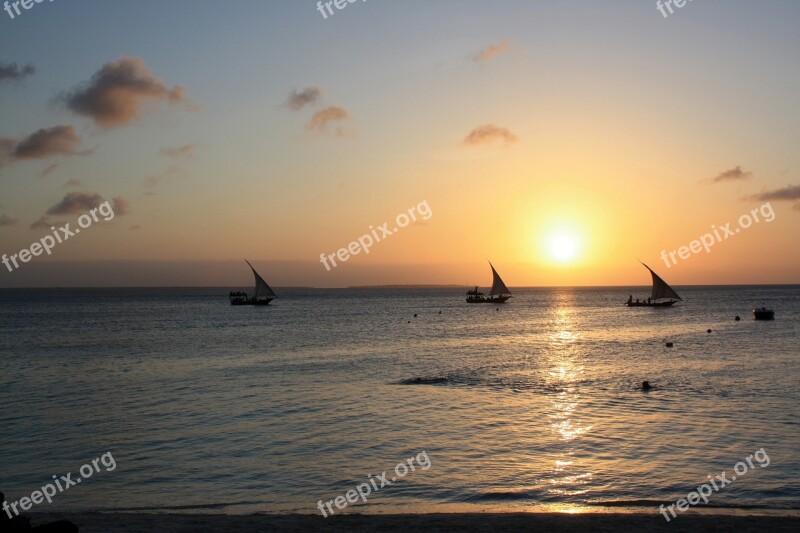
635,298 -> 639,304
627,295 -> 632,304
647,297 -> 651,304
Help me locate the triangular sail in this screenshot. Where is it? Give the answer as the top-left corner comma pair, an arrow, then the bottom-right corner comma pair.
245,260 -> 278,299
488,262 -> 511,297
642,262 -> 682,301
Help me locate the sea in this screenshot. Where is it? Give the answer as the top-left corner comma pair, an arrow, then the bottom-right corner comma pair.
1,286 -> 798,515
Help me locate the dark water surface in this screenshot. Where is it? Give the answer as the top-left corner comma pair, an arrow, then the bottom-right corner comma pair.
1,286 -> 798,514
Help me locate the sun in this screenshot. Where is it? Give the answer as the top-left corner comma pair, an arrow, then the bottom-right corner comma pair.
550,235 -> 578,261
545,228 -> 582,263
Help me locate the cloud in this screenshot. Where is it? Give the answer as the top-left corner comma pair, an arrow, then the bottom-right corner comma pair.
0,138 -> 15,166
0,61 -> 35,83
59,57 -> 189,128
64,179 -> 81,188
143,164 -> 179,190
0,214 -> 18,227
286,86 -> 323,110
712,166 -> 753,183
159,144 -> 195,158
112,197 -> 131,215
41,163 -> 60,177
42,192 -> 131,221
462,124 -> 518,146
307,106 -> 352,136
12,126 -> 84,160
473,41 -> 511,63
45,192 -> 106,216
0,126 -> 86,169
746,185 -> 800,202
30,216 -> 58,230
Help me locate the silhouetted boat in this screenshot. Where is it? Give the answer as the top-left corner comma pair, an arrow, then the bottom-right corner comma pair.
230,260 -> 277,306
467,262 -> 512,303
626,262 -> 682,307
753,307 -> 775,320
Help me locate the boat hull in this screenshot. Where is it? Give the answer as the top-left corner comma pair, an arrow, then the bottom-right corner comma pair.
626,300 -> 677,307
753,309 -> 775,320
467,296 -> 511,304
231,298 -> 274,306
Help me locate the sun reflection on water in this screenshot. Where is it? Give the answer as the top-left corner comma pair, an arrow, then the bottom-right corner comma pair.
544,292 -> 594,498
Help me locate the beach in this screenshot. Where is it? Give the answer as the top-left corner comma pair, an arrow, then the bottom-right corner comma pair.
28,512 -> 800,532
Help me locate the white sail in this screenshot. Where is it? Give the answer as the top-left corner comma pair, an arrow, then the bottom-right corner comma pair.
643,263 -> 682,301
488,262 -> 511,297
245,260 -> 278,299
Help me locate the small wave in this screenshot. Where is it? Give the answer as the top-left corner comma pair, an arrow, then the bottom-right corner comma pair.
105,502 -> 246,512
463,490 -> 537,502
590,499 -> 775,510
397,376 -> 450,385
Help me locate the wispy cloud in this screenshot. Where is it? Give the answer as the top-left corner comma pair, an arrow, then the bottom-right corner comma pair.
159,144 -> 195,159
111,197 -> 131,215
286,86 -> 323,110
46,192 -> 106,216
746,185 -> 800,202
712,166 -> 753,183
0,214 -> 18,227
42,192 -> 131,219
59,57 -> 190,129
41,163 -> 60,177
462,124 -> 518,146
30,216 -> 59,230
143,164 -> 179,190
0,61 -> 35,83
472,41 -> 511,63
307,106 -> 352,137
64,179 -> 82,188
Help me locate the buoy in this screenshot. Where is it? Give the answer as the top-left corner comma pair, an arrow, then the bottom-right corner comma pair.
496,308 -> 499,311
707,329 -> 712,333
642,381 -> 652,391
439,311 -> 442,314
735,315 -> 741,321
414,314 -> 418,318
407,320 -> 411,323
666,342 -> 674,348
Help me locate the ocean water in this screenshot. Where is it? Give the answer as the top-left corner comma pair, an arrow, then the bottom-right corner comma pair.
0,286 -> 798,515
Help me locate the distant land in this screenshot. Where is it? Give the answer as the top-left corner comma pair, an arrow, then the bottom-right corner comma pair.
347,284 -> 465,289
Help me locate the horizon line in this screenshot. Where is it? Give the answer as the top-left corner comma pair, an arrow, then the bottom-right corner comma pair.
2,283 -> 799,290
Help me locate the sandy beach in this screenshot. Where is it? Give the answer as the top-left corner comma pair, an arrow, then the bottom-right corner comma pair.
28,512 -> 800,532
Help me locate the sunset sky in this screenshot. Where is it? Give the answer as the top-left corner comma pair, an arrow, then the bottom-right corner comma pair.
1,0 -> 799,288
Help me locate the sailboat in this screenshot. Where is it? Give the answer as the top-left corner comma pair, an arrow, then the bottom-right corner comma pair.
230,260 -> 278,306
627,262 -> 682,307
466,262 -> 512,303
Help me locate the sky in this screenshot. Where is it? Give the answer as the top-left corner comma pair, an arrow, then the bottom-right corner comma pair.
0,0 -> 799,288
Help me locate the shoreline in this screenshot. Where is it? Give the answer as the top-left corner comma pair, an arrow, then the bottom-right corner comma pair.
28,511 -> 800,532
